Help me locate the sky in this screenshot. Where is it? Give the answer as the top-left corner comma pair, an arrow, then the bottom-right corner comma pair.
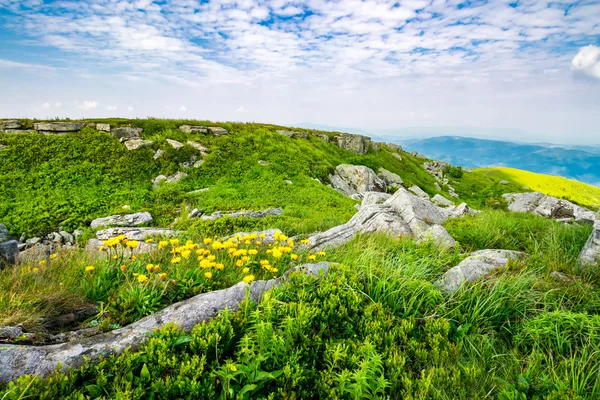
0,0 -> 599,144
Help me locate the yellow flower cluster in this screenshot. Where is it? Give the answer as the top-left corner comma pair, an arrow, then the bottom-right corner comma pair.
101,234 -> 139,249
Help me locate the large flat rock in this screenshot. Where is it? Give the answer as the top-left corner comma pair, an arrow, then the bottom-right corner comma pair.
33,122 -> 86,132
95,227 -> 181,241
90,212 -> 153,229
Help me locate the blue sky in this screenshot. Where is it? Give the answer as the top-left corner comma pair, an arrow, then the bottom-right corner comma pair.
0,0 -> 599,143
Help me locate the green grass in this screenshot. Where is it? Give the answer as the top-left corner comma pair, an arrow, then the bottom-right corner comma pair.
475,167 -> 600,209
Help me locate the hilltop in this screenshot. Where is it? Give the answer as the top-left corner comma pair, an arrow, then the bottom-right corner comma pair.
0,119 -> 599,399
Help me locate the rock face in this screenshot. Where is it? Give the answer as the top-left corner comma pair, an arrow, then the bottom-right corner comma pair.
0,240 -> 19,266
578,221 -> 600,267
0,224 -> 7,243
315,134 -> 329,142
502,192 -> 598,223
432,194 -> 453,207
335,133 -> 372,155
200,208 -> 283,221
179,125 -> 208,134
123,139 -> 154,150
90,212 -> 153,229
276,130 -> 308,138
33,122 -> 86,133
166,139 -> 184,149
377,168 -> 404,187
0,262 -> 331,382
306,188 -> 461,250
437,250 -> 528,293
329,165 -> 386,196
408,185 -> 429,199
111,127 -> 142,141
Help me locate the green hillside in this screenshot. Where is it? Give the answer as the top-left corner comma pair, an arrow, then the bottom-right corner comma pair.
1,120 -> 599,399
476,167 -> 600,209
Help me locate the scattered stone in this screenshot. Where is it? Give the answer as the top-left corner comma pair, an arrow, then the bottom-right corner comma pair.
335,133 -> 373,155
329,164 -> 386,196
166,139 -> 184,150
179,125 -> 208,134
315,134 -> 330,142
187,188 -> 209,195
387,143 -> 402,151
187,140 -> 209,154
0,240 -> 19,266
0,262 -> 330,382
48,232 -> 63,244
208,127 -> 229,136
578,221 -> 600,267
0,326 -> 24,341
25,237 -> 41,247
200,208 -> 283,221
499,180 -> 510,185
0,145 -> 7,151
193,160 -> 204,168
152,172 -> 188,187
284,180 -> 293,185
59,231 -> 74,245
111,127 -> 142,141
417,225 -> 456,249
179,155 -> 198,169
392,153 -> 403,161
437,250 -> 529,293
0,120 -> 21,130
0,224 -> 7,243
90,212 -> 153,229
434,182 -> 442,191
33,122 -> 86,132
95,227 -> 182,241
423,161 -> 449,180
377,168 -> 404,187
123,139 -> 154,151
73,230 -> 84,241
153,149 -> 164,160
258,160 -> 273,166
408,185 -> 429,199
95,123 -> 110,132
276,130 -> 308,138
361,192 -> 392,207
446,203 -> 479,218
370,142 -> 381,151
502,192 -> 598,223
18,233 -> 26,243
432,194 -> 453,207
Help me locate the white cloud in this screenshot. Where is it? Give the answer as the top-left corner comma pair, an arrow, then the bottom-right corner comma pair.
571,45 -> 600,80
236,105 -> 246,113
78,101 -> 98,110
42,102 -> 51,109
105,105 -> 117,111
179,105 -> 186,112
55,102 -> 62,108
127,106 -> 134,112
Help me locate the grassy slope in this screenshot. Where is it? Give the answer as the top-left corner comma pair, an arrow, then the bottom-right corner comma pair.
476,167 -> 600,209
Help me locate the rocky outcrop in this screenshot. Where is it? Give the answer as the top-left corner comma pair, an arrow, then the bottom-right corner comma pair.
199,208 -> 283,221
306,188 -> 460,250
207,127 -> 229,136
123,139 -> 154,150
392,153 -> 402,161
377,168 -> 404,187
0,120 -> 21,130
33,122 -> 86,133
96,123 -> 110,132
0,224 -> 7,243
0,262 -> 331,382
90,212 -> 153,229
361,192 -> 392,207
0,240 -> 18,266
180,125 -> 208,134
387,143 -> 402,152
166,139 -> 184,149
432,194 -> 453,207
187,140 -> 209,154
578,221 -> 600,267
111,127 -> 142,141
417,225 -> 456,249
329,165 -> 386,196
315,134 -> 330,142
276,130 -> 308,138
423,161 -> 448,180
437,250 -> 529,293
335,133 -> 373,155
502,192 -> 598,223
152,172 -> 188,187
408,185 -> 429,199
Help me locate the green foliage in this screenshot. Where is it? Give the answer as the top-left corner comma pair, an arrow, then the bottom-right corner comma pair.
443,165 -> 464,178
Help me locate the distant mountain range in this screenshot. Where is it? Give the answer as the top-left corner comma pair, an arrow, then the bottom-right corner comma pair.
398,136 -> 600,187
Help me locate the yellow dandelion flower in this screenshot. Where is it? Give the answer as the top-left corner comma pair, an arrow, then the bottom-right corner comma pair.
243,267 -> 250,274
120,265 -> 127,272
137,274 -> 148,283
170,239 -> 179,246
235,260 -> 244,267
158,240 -> 168,249
181,250 -> 191,259
259,233 -> 266,239
39,260 -> 47,267
243,275 -> 255,284
145,238 -> 154,243
146,264 -> 154,273
85,265 -> 95,272
215,263 -> 225,270
308,255 -> 316,261
248,249 -> 258,256
300,239 -> 310,245
152,265 -> 160,273
50,253 -> 58,260
204,238 -> 212,245
171,257 -> 182,264
160,272 -> 167,280
204,272 -> 213,279
33,267 -> 39,273
317,251 -> 326,257
291,254 -> 298,261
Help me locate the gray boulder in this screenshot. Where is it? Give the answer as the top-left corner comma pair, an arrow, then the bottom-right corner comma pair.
33,122 -> 85,132
123,139 -> 154,150
446,203 -> 479,218
208,127 -> 229,136
276,130 -> 308,138
0,262 -> 330,382
59,231 -> 74,245
329,164 -> 386,196
111,127 -> 142,140
0,326 -> 24,340
0,120 -> 21,130
200,208 -> 283,221
0,240 -> 18,266
315,134 -> 329,142
95,227 -> 181,241
96,123 -> 110,132
386,188 -> 447,235
387,143 -> 402,152
437,250 -> 529,293
432,194 -> 453,207
408,185 -> 429,200
335,133 -> 372,155
361,192 -> 392,207
180,125 -> 208,134
423,161 -> 449,179
392,153 -> 403,161
0,224 -> 7,243
377,168 -> 404,187
187,140 -> 209,153
90,212 -> 153,229
166,139 -> 184,150
153,149 -> 164,160
152,172 -> 188,187
417,224 -> 456,249
578,221 -> 600,267
502,192 -> 598,223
